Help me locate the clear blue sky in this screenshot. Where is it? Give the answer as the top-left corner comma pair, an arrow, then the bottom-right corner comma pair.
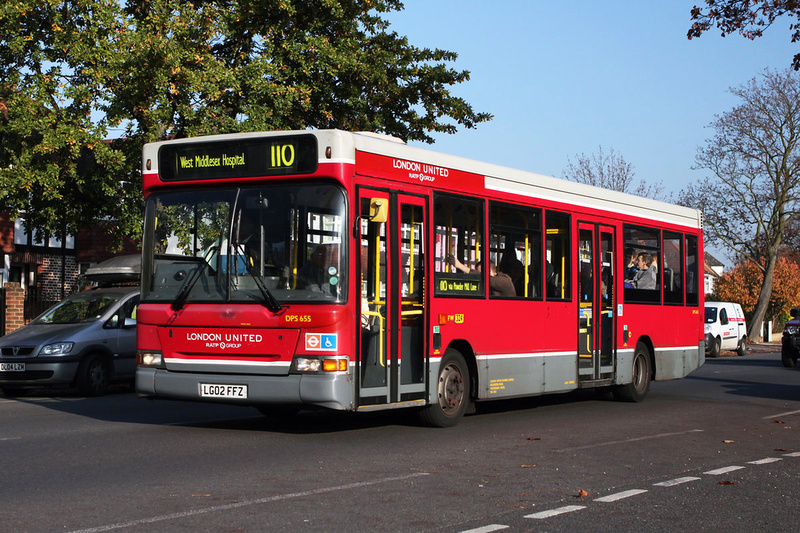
387,1 -> 796,207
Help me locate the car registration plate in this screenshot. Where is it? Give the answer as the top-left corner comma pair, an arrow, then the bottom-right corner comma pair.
200,383 -> 248,399
0,362 -> 25,372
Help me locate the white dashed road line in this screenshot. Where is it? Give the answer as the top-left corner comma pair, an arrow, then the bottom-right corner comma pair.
525,505 -> 586,520
462,452 -> 800,531
594,489 -> 648,503
748,457 -> 783,465
703,465 -> 746,475
653,476 -> 701,487
460,525 -> 509,533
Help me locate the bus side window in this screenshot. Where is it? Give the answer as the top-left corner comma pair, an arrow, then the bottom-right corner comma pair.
663,231 -> 683,305
685,235 -> 699,306
489,201 -> 542,299
433,194 -> 484,297
545,211 -> 571,301
622,224 -> 661,304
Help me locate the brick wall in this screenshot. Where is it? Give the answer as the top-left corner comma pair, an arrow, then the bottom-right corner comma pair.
39,255 -> 79,300
4,282 -> 24,335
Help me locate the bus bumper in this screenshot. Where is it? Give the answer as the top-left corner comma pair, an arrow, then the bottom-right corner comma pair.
135,368 -> 354,411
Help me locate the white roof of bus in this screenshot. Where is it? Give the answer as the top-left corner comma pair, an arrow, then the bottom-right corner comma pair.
143,129 -> 702,230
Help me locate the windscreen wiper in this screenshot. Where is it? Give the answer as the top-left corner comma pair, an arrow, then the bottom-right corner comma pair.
237,245 -> 283,314
171,245 -> 218,311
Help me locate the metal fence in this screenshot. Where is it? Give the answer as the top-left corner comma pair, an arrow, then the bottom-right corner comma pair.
24,295 -> 59,323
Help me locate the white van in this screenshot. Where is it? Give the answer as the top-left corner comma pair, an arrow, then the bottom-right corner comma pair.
704,302 -> 747,357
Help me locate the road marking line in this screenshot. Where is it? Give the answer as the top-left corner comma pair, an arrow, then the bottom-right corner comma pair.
525,505 -> 586,519
65,472 -> 430,533
763,409 -> 800,419
784,451 -> 800,457
555,429 -> 703,452
748,458 -> 782,465
653,476 -> 701,487
595,489 -> 648,502
704,465 -> 745,475
460,525 -> 509,533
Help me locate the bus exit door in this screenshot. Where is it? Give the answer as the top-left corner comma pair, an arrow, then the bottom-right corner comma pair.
357,189 -> 427,407
578,223 -> 616,383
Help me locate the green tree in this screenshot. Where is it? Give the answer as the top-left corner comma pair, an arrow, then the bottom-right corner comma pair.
0,0 -> 491,245
680,68 -> 800,340
688,0 -> 800,70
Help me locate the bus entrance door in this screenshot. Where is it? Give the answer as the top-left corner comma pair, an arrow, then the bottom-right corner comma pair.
578,223 -> 616,384
357,189 -> 427,408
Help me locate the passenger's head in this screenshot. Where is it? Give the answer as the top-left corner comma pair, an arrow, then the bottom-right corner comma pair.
637,252 -> 653,268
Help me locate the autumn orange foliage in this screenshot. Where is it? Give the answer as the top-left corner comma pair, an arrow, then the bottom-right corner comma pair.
712,258 -> 800,325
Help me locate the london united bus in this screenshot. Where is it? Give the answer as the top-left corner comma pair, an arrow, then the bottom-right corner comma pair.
135,130 -> 704,427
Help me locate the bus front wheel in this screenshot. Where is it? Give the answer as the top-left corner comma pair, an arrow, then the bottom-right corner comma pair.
613,342 -> 651,403
418,350 -> 470,428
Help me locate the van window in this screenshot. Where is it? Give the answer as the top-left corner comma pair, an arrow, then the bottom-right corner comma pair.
705,306 -> 717,323
719,308 -> 729,325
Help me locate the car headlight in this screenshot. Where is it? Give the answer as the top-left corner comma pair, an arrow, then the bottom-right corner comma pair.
786,325 -> 799,335
40,342 -> 74,355
704,325 -> 711,334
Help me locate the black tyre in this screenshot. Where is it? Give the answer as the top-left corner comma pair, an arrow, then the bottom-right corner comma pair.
781,349 -> 797,368
76,354 -> 110,396
736,337 -> 747,357
613,342 -> 651,403
418,349 -> 470,427
708,336 -> 721,358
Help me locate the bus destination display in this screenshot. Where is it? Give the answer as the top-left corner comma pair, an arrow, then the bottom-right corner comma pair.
158,134 -> 318,181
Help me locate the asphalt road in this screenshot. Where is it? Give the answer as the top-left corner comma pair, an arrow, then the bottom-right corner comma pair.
1,344 -> 798,533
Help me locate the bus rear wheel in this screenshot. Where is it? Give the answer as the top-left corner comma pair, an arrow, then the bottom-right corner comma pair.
613,342 -> 651,403
418,350 -> 469,427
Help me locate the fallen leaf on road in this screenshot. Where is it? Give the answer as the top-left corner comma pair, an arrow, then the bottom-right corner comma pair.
520,465 -> 537,468
775,420 -> 785,424
723,440 -> 735,443
578,489 -> 589,498
527,437 -> 541,441
718,481 -> 736,485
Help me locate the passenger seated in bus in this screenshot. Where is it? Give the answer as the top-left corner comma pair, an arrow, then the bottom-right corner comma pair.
624,248 -> 638,280
500,254 -> 525,296
625,252 -> 657,290
298,243 -> 340,294
448,255 -> 516,297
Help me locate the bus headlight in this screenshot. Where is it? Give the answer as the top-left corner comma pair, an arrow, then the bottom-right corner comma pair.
137,351 -> 162,366
295,357 -> 322,372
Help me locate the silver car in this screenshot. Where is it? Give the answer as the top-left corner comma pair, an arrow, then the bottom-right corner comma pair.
0,257 -> 140,397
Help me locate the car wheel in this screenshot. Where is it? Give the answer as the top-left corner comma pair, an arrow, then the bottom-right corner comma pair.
781,349 -> 797,368
76,354 -> 110,396
613,342 -> 651,402
736,337 -> 747,357
709,336 -> 721,358
418,349 -> 470,427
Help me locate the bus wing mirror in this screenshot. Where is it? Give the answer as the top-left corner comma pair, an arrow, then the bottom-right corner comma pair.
369,198 -> 387,223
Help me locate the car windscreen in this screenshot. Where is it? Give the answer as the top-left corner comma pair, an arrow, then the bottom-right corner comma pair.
705,307 -> 717,324
34,294 -> 121,324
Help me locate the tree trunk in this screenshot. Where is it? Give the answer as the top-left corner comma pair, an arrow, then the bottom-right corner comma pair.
748,254 -> 778,341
